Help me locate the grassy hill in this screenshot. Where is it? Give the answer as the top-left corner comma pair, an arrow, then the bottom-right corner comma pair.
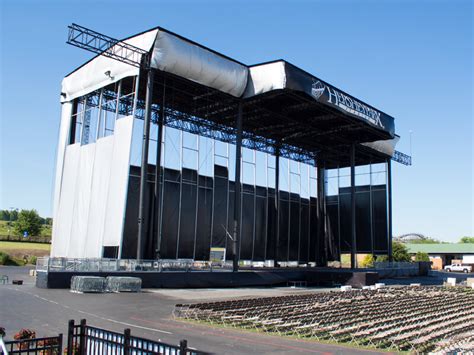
0,241 -> 50,265
0,220 -> 52,238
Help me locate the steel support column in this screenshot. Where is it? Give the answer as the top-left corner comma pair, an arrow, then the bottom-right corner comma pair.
316,159 -> 326,266
350,144 -> 357,269
274,145 -> 280,267
387,159 -> 393,262
154,76 -> 166,259
370,163 -> 375,258
232,102 -> 243,272
137,68 -> 154,260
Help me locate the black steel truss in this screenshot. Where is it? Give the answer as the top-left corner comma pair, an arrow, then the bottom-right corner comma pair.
67,24 -> 148,68
392,150 -> 412,166
78,87 -> 411,166
67,23 -> 411,167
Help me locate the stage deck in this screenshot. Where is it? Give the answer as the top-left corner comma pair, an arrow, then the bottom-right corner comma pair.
36,268 -> 378,289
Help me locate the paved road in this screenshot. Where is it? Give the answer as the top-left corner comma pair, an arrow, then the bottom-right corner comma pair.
1,266 -> 385,355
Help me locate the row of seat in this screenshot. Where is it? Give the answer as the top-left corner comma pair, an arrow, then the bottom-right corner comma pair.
174,286 -> 474,352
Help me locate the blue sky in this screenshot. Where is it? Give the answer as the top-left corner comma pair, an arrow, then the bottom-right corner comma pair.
0,0 -> 472,242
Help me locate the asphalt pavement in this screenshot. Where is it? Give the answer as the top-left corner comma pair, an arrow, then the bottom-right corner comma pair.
0,266 -> 386,355
2,266 -> 471,354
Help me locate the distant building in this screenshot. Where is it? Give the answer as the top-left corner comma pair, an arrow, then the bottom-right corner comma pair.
405,244 -> 474,270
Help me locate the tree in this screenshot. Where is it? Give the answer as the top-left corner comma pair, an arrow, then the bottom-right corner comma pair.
414,252 -> 430,262
459,236 -> 474,244
0,210 -> 9,221
13,209 -> 43,237
392,241 -> 411,262
360,254 -> 375,268
10,209 -> 18,221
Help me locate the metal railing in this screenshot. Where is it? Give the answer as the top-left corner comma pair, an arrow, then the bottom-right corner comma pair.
36,257 -> 321,273
0,320 -> 207,355
36,257 -> 265,273
374,261 -> 418,269
1,335 -> 62,354
68,319 -> 208,355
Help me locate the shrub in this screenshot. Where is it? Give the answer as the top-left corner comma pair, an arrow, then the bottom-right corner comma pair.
14,328 -> 36,340
0,251 -> 10,265
392,241 -> 411,262
376,255 -> 389,262
28,255 -> 38,265
360,254 -> 375,268
414,252 -> 430,262
13,209 -> 42,237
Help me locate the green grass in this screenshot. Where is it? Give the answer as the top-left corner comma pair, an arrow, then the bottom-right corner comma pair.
0,241 -> 51,251
0,220 -> 52,237
0,241 -> 50,266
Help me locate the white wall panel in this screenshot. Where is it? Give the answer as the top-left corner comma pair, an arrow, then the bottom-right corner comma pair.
51,102 -> 73,249
103,116 -> 134,251
51,116 -> 133,258
51,144 -> 80,257
85,136 -> 114,257
68,144 -> 96,258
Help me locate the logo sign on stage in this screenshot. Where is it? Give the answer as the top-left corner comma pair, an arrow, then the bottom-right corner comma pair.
311,79 -> 385,130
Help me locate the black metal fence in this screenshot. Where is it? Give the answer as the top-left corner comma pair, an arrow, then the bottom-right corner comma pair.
1,319 -> 207,355
1,335 -> 63,354
67,319 -> 207,355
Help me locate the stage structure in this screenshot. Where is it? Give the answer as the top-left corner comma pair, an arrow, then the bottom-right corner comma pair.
51,24 -> 411,271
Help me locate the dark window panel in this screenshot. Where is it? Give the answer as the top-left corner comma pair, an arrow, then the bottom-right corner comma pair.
278,200 -> 289,261
161,181 -> 180,258
178,183 -> 197,258
253,196 -> 267,261
299,203 -> 309,263
240,193 -> 255,260
195,187 -> 213,260
373,188 -> 388,252
289,201 -> 300,261
212,176 -> 228,248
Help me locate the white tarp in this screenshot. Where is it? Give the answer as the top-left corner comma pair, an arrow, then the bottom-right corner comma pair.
151,30 -> 248,97
51,143 -> 80,257
362,136 -> 400,157
62,27 -> 249,102
243,61 -> 286,97
61,29 -> 158,102
84,136 -> 114,257
68,144 -> 96,257
51,116 -> 134,258
52,101 -> 73,231
102,116 -> 134,252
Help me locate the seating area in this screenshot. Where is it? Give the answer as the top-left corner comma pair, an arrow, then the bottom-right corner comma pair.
174,286 -> 474,352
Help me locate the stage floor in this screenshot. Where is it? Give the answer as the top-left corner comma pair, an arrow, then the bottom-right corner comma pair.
36,267 -> 378,289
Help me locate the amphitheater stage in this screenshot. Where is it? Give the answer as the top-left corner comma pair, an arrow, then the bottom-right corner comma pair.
36,268 -> 378,289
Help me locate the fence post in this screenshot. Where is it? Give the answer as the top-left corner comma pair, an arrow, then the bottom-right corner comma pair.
79,319 -> 86,355
67,319 -> 74,355
123,328 -> 131,355
58,333 -> 63,354
180,339 -> 188,354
